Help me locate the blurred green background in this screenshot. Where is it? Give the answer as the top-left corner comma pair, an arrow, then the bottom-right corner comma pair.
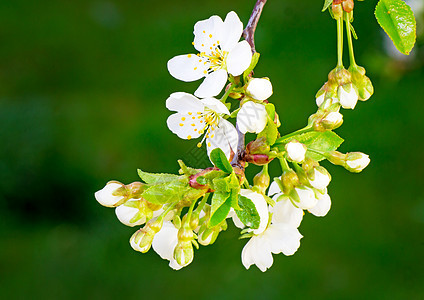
1,0 -> 423,299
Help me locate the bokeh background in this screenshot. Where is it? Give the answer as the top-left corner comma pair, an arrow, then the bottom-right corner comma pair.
1,0 -> 423,299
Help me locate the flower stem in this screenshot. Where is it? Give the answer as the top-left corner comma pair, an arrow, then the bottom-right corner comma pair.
344,12 -> 357,68
278,157 -> 291,172
336,17 -> 344,68
220,84 -> 234,103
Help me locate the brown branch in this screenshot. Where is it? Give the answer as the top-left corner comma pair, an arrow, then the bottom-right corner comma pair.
243,0 -> 268,54
231,0 -> 268,168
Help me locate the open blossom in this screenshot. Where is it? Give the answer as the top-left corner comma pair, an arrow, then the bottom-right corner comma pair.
167,11 -> 252,98
308,191 -> 331,217
236,101 -> 268,134
166,92 -> 238,159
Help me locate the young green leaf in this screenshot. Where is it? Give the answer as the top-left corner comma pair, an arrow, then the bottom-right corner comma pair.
322,0 -> 333,12
210,148 -> 233,173
375,0 -> 416,55
235,195 -> 261,230
209,191 -> 231,227
137,169 -> 179,184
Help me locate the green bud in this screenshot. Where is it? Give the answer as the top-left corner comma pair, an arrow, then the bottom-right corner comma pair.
281,170 -> 300,194
130,218 -> 164,253
332,3 -> 343,19
349,65 -> 374,101
246,137 -> 270,154
327,151 -> 347,166
253,167 -> 270,195
174,241 -> 194,267
342,0 -> 354,13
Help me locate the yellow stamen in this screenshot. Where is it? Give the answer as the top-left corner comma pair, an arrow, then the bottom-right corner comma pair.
187,135 -> 192,140
181,117 -> 186,121
179,123 -> 184,127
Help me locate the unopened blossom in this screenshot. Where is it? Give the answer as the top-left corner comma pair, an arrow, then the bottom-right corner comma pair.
246,78 -> 273,101
167,11 -> 252,98
237,101 -> 268,134
152,221 -> 184,270
308,167 -> 331,190
95,181 -> 126,207
285,141 -> 307,163
308,192 -> 332,217
166,92 -> 238,159
115,199 -> 162,227
338,83 -> 358,109
268,180 -> 317,210
322,111 -> 343,129
346,152 -> 370,172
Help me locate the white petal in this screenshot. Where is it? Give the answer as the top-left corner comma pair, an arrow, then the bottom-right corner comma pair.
152,222 -> 178,261
228,209 -> 245,229
166,92 -> 205,113
220,11 -> 244,52
316,93 -> 325,107
271,198 -> 303,228
294,187 -> 318,210
309,168 -> 331,190
115,200 -> 145,227
268,181 -> 282,197
193,15 -> 225,54
226,40 -> 252,76
194,69 -> 228,98
246,78 -> 273,101
167,54 -> 208,82
286,141 -> 307,163
206,118 -> 238,160
200,97 -> 230,115
95,182 -> 124,207
237,101 -> 268,134
166,113 -> 204,140
308,193 -> 332,217
242,236 -> 273,272
338,84 -> 358,109
239,189 -> 269,235
269,224 -> 303,256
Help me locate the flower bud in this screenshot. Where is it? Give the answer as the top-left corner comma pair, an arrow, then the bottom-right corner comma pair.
95,181 -> 127,207
290,186 -> 318,210
246,137 -> 270,154
308,166 -> 331,190
281,170 -> 300,194
130,218 -> 164,253
126,181 -> 145,199
345,152 -> 370,173
349,65 -> 374,101
174,241 -> 194,267
115,199 -> 162,227
342,0 -> 354,13
285,141 -> 307,163
338,83 -> 358,109
322,111 -> 343,130
332,3 -> 343,19
253,168 -> 270,195
246,78 -> 273,101
245,153 -> 273,166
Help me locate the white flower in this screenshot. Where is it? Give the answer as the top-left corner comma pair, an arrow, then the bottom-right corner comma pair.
95,181 -> 125,207
308,167 -> 331,190
236,101 -> 268,134
167,11 -> 252,98
346,152 -> 370,172
152,221 -> 184,270
268,181 -> 303,228
322,111 -> 343,128
308,192 -> 331,217
166,92 -> 238,159
338,83 -> 358,109
285,141 -> 307,163
241,217 -> 302,272
239,189 -> 269,235
246,78 -> 273,101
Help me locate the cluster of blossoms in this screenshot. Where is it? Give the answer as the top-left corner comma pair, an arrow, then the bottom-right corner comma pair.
95,2 -> 378,272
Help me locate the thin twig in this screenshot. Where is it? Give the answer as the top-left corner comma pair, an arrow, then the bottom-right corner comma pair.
231,0 -> 268,167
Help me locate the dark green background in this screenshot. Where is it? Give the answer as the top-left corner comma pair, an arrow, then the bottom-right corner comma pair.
1,0 -> 423,299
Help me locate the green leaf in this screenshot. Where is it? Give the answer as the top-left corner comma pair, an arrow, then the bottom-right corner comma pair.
258,118 -> 278,145
322,0 -> 333,12
141,176 -> 200,205
375,0 -> 416,55
137,169 -> 179,184
177,160 -> 199,176
274,131 -> 344,162
243,52 -> 261,84
235,195 -> 261,230
298,131 -> 344,161
210,148 -> 233,173
209,191 -> 231,227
